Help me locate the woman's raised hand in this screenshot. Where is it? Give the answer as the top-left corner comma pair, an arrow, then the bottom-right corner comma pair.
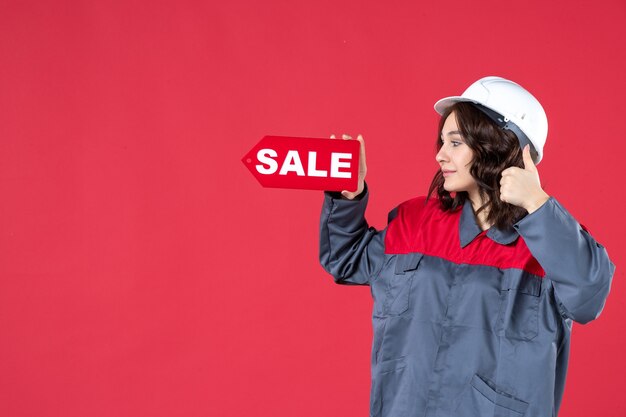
329,133 -> 366,199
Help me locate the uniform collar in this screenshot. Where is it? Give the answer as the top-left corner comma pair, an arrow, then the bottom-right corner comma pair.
459,198 -> 519,248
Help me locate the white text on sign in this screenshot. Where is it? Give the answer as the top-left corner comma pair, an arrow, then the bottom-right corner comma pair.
256,149 -> 352,178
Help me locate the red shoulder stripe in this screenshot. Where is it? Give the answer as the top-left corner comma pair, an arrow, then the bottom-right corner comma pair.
385,196 -> 545,277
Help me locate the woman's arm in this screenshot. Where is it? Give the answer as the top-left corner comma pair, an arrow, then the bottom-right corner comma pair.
513,196 -> 616,324
319,182 -> 388,286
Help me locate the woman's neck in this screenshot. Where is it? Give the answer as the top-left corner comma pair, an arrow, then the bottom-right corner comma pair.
469,192 -> 492,231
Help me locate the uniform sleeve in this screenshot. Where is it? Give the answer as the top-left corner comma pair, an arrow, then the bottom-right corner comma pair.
513,196 -> 616,324
319,182 -> 389,286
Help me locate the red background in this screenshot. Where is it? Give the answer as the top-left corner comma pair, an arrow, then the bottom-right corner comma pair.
1,1 -> 624,416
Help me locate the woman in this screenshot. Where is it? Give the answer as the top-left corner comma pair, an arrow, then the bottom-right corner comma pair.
319,76 -> 615,417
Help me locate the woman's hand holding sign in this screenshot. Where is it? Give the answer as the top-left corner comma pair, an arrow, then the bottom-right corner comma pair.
330,133 -> 366,200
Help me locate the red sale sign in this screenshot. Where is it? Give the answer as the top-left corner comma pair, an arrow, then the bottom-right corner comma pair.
242,136 -> 360,191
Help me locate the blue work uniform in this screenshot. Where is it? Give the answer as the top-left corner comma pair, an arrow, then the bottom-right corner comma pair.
319,182 -> 615,417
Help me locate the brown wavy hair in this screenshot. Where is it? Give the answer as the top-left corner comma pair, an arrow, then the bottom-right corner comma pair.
426,101 -> 529,230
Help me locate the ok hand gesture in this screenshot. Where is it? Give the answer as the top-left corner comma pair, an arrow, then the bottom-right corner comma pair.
499,144 -> 551,214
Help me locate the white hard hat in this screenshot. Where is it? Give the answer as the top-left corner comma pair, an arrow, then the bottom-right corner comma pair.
434,76 -> 548,164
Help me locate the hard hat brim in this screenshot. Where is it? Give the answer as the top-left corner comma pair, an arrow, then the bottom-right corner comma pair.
433,96 -> 477,115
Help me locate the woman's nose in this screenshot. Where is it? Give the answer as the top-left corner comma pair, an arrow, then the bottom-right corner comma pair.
436,146 -> 448,163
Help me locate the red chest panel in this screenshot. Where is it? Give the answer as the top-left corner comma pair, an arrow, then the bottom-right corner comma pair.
384,196 -> 545,277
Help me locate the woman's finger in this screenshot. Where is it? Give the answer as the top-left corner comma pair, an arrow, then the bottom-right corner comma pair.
356,134 -> 366,166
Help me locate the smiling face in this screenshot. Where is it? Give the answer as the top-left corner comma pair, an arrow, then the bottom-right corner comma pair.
436,111 -> 479,197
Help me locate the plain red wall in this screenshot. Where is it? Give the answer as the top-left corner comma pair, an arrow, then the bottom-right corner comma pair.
1,1 -> 624,416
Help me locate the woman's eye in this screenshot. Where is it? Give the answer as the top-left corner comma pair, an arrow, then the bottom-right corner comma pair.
440,139 -> 463,147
